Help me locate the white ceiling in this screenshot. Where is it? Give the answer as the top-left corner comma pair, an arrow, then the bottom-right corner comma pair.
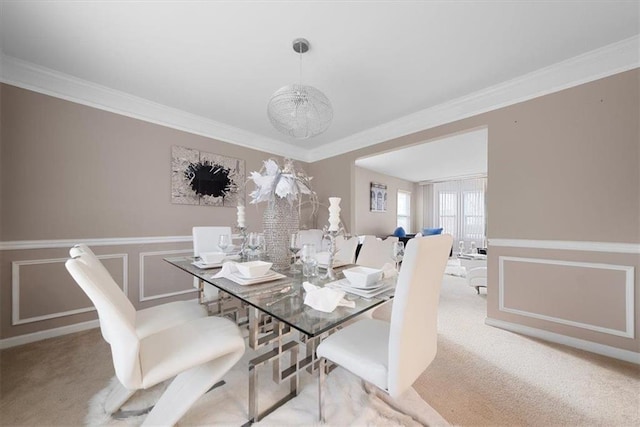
0,1 -> 638,162
355,128 -> 488,183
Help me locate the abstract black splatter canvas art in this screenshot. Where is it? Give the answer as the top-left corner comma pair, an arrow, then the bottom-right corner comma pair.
171,146 -> 245,207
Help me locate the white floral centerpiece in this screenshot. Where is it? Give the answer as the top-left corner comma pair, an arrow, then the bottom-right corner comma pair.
249,158 -> 316,205
248,158 -> 316,270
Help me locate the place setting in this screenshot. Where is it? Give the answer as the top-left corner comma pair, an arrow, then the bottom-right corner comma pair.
326,242 -> 404,298
324,242 -> 403,299
212,260 -> 287,286
327,264 -> 398,298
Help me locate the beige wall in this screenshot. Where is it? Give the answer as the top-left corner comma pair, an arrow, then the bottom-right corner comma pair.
353,166 -> 416,236
0,85 -> 288,241
2,68 -> 639,358
0,84 -> 302,340
305,159 -> 352,233
309,69 -> 640,356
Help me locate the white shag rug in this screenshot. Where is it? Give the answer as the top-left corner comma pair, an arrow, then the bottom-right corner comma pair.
86,355 -> 449,426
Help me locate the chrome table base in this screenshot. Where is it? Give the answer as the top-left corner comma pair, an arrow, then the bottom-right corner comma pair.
246,306 -> 328,424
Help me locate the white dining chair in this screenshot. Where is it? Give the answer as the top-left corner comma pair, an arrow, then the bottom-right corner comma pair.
334,235 -> 359,264
66,248 -> 245,426
356,236 -> 398,268
70,244 -> 208,338
193,226 -> 233,302
315,235 -> 360,268
316,234 -> 453,421
297,229 -> 327,251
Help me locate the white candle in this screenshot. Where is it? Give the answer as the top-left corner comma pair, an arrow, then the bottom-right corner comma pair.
237,206 -> 246,228
328,197 -> 341,232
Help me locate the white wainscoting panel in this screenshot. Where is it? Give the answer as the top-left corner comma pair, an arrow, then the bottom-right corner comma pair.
498,256 -> 635,338
139,249 -> 194,302
11,254 -> 128,325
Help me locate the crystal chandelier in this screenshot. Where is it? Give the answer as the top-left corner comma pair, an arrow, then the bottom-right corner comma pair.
267,38 -> 333,139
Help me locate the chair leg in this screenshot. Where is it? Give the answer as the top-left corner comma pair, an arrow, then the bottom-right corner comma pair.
141,352 -> 242,426
475,286 -> 480,294
318,357 -> 326,423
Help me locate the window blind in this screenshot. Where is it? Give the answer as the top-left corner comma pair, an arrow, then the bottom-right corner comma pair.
426,177 -> 487,251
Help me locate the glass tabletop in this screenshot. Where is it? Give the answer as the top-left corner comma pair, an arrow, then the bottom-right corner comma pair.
164,256 -> 395,337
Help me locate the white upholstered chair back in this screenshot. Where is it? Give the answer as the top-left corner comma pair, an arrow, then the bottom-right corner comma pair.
297,229 -> 326,251
387,234 -> 453,396
69,244 -> 135,345
334,236 -> 359,264
66,254 -> 142,389
192,226 -> 232,299
356,236 -> 399,268
193,226 -> 232,256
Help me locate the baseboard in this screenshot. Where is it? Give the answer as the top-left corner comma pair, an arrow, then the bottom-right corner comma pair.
485,318 -> 640,365
0,320 -> 100,350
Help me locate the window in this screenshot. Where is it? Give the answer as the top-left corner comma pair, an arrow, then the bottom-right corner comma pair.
428,177 -> 486,251
438,192 -> 457,236
463,190 -> 485,244
397,190 -> 411,232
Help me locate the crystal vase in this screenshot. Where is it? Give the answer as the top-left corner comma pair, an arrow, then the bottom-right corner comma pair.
263,197 -> 299,271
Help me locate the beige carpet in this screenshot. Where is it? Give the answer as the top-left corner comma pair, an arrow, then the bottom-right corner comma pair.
414,275 -> 640,426
1,275 -> 639,426
0,328 -> 113,425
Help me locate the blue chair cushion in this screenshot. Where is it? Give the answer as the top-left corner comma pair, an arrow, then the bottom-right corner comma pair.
422,227 -> 443,235
393,227 -> 406,237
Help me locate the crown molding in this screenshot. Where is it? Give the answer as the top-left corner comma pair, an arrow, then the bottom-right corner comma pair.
306,35 -> 640,162
0,55 -> 308,161
1,35 -> 638,164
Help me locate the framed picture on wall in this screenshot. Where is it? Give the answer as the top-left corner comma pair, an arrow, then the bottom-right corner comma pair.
370,182 -> 387,212
171,145 -> 245,207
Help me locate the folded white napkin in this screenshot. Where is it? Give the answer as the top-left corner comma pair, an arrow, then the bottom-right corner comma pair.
381,262 -> 398,279
303,282 -> 356,313
212,261 -> 239,278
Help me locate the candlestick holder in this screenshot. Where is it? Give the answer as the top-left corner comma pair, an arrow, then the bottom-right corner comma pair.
321,225 -> 344,281
237,226 -> 248,260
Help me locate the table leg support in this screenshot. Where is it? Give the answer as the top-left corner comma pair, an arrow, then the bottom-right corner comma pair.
247,315 -> 299,424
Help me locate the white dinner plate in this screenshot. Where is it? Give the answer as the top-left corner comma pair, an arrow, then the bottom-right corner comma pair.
227,270 -> 287,286
329,279 -> 395,298
191,254 -> 240,269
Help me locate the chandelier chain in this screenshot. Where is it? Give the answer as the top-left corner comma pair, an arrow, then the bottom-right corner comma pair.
298,40 -> 303,87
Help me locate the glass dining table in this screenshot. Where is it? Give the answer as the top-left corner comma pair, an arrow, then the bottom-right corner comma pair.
164,256 -> 396,424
